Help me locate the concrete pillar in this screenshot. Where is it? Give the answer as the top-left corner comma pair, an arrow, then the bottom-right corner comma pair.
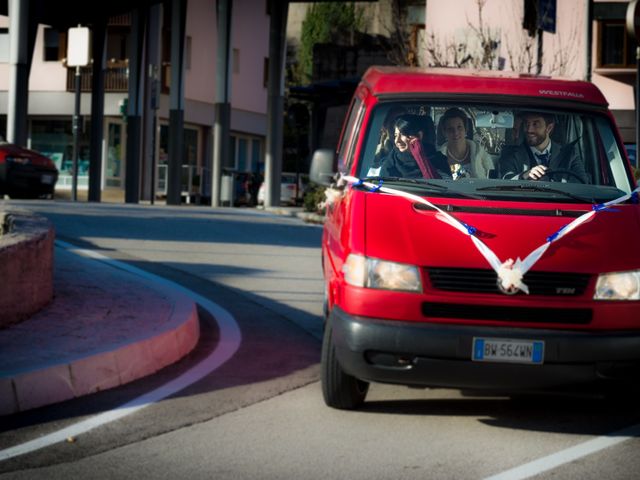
89,19 -> 107,203
211,0 -> 233,208
7,0 -> 29,146
125,7 -> 147,204
166,0 -> 188,206
264,0 -> 289,208
141,4 -> 163,203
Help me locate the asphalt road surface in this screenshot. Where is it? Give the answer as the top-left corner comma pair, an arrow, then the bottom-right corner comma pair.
1,199 -> 639,480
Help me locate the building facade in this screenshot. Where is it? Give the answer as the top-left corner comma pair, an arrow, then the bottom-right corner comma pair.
425,0 -> 636,144
0,0 -> 270,201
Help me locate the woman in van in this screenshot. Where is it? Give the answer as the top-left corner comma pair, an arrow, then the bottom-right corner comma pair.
438,107 -> 494,179
379,114 -> 450,179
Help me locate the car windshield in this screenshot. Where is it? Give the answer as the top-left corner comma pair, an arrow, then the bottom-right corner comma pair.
355,101 -> 634,204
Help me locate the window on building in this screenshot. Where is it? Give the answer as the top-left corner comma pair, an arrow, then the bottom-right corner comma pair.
186,36 -> 192,70
263,57 -> 269,87
107,27 -> 130,63
599,20 -> 635,68
43,28 -> 62,62
233,48 -> 240,74
0,28 -> 9,63
595,3 -> 635,68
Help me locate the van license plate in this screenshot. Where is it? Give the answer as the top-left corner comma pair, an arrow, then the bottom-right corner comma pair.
472,337 -> 544,365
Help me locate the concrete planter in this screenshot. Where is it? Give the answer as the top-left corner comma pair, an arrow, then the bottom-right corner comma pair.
0,209 -> 54,328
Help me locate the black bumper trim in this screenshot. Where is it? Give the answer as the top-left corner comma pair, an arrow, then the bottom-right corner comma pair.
329,307 -> 640,390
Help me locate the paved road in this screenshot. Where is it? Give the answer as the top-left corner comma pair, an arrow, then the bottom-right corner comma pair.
1,200 -> 639,480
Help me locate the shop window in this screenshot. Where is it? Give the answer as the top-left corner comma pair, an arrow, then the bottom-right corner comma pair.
251,139 -> 262,173
31,118 -> 90,188
231,134 -> 264,173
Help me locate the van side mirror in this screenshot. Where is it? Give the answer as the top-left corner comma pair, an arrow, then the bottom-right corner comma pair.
309,148 -> 336,186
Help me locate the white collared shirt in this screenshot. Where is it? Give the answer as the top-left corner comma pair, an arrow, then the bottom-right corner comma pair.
529,145 -> 551,165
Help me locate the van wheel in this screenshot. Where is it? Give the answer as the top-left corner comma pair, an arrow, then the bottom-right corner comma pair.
321,321 -> 369,409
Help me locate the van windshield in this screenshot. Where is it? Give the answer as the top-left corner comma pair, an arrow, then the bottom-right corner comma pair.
356,101 -> 634,203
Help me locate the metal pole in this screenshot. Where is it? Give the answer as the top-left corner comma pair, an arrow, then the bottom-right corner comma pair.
151,114 -> 157,205
7,0 -> 29,146
150,66 -> 159,205
71,65 -> 81,202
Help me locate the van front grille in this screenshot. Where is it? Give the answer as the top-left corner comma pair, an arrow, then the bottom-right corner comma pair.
427,267 -> 590,296
422,302 -> 592,324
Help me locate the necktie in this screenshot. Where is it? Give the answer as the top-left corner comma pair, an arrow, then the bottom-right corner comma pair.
535,152 -> 550,166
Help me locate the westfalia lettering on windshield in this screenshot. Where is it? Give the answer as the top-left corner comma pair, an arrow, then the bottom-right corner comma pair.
539,89 -> 585,98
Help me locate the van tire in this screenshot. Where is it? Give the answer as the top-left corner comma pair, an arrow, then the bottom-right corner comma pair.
321,321 -> 369,409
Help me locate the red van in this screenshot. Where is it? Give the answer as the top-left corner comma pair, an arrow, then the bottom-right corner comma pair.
310,67 -> 640,409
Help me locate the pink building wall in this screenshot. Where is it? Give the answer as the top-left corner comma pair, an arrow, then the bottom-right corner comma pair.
230,0 -> 269,114
425,0 -> 633,113
185,0 -> 217,104
29,25 -> 67,92
590,0 -> 635,111
425,0 -> 587,78
0,17 -> 9,91
0,0 -> 268,116
184,0 -> 268,114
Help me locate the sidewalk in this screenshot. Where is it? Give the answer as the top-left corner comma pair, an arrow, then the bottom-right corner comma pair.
0,244 -> 199,416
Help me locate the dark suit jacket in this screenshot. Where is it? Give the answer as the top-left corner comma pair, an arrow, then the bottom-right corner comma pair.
499,140 -> 589,183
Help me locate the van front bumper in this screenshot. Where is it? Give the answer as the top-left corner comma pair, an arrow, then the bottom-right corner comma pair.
329,306 -> 640,391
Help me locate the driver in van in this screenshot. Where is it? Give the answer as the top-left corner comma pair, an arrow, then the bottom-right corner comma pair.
499,111 -> 588,183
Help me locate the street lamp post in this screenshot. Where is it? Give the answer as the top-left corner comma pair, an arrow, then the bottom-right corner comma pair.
67,26 -> 91,202
71,65 -> 81,202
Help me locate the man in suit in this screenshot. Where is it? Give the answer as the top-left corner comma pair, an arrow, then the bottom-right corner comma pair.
499,112 -> 588,183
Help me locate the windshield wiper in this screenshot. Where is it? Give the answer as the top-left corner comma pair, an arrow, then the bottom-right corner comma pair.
361,176 -> 485,200
476,183 -> 592,203
363,176 -> 448,189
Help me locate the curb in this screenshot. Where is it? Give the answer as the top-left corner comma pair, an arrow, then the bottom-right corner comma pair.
0,247 -> 200,416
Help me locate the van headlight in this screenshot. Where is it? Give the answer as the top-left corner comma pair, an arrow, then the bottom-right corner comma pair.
594,270 -> 640,300
342,254 -> 422,292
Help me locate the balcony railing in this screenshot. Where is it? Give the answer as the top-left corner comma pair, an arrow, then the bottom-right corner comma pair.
66,64 -> 129,92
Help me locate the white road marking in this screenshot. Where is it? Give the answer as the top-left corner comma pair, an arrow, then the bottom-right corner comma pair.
0,241 -> 242,462
484,422 -> 640,480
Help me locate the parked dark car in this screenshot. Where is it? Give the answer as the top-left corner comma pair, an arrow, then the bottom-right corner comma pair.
0,143 -> 58,199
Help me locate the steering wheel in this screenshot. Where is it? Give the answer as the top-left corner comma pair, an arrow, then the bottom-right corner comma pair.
538,169 -> 586,184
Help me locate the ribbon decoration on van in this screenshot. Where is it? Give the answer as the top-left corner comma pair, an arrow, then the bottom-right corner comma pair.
334,175 -> 640,294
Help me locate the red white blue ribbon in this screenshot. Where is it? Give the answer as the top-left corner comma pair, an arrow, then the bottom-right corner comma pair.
337,175 -> 640,294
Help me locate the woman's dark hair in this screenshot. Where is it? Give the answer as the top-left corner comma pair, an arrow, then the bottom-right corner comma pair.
394,114 -> 427,137
440,108 -> 472,133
